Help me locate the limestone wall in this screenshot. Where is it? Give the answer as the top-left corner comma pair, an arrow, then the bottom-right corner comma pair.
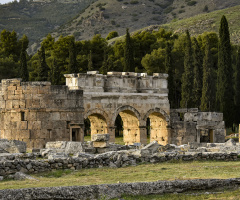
170,108 -> 225,145
65,71 -> 170,145
0,79 -> 84,148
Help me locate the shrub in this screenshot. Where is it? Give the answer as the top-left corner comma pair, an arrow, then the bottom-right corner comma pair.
164,6 -> 174,14
178,9 -> 185,13
106,31 -> 119,40
130,0 -> 139,4
187,1 -> 197,6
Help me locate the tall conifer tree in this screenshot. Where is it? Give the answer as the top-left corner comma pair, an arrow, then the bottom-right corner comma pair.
68,38 -> 78,73
88,50 -> 93,71
51,58 -> 61,85
124,28 -> 135,72
165,42 -> 175,108
19,43 -> 29,82
234,47 -> 240,124
216,15 -> 234,127
192,37 -> 203,108
180,30 -> 194,108
100,48 -> 108,75
38,46 -> 49,81
200,36 -> 215,111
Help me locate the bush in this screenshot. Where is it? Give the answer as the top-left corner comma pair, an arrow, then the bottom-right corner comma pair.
178,9 -> 185,13
164,6 -> 174,14
106,31 -> 119,40
130,0 -> 139,4
187,1 -> 197,6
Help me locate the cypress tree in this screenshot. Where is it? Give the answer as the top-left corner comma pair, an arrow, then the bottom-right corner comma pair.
165,42 -> 175,108
38,46 -> 49,81
19,43 -> 29,82
234,47 -> 240,124
68,38 -> 78,73
200,36 -> 215,111
51,58 -> 61,85
216,15 -> 234,127
192,37 -> 203,108
124,28 -> 135,72
88,50 -> 93,71
180,30 -> 194,108
100,48 -> 108,75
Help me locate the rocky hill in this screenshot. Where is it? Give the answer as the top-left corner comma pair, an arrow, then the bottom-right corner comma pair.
0,0 -> 96,53
50,0 -> 240,42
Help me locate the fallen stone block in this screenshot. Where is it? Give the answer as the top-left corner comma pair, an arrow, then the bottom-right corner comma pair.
65,142 -> 84,154
0,139 -> 26,153
14,172 -> 38,181
93,141 -> 109,148
91,134 -> 110,142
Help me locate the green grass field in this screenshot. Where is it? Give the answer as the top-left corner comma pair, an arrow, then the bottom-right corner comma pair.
2,160 -> 240,191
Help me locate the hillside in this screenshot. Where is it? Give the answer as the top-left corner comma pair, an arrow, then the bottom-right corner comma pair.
161,5 -> 240,45
0,0 -> 96,53
50,0 -> 240,42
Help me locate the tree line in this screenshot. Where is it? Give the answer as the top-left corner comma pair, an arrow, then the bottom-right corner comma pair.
0,15 -> 239,128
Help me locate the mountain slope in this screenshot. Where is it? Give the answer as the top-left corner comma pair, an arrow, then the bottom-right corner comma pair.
0,0 -> 95,53
51,0 -> 240,41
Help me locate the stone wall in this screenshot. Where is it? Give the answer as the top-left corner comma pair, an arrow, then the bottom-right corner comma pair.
170,108 -> 225,145
0,79 -> 84,148
1,178 -> 240,200
0,151 -> 238,176
65,71 -> 170,145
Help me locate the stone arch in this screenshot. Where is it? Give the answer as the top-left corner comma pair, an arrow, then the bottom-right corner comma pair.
112,105 -> 143,145
84,109 -> 108,139
112,105 -> 141,125
143,108 -> 170,122
144,108 -> 170,145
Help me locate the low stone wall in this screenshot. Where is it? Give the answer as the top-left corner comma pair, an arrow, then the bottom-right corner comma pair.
1,178 -> 240,200
0,151 -> 239,176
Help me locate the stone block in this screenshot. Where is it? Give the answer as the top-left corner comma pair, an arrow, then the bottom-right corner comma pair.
93,141 -> 109,148
46,141 -> 68,149
65,142 -> 84,154
91,134 -> 110,142
0,139 -> 26,153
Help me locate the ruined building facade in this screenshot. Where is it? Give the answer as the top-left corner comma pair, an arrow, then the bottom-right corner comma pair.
0,72 -> 226,148
0,79 -> 84,148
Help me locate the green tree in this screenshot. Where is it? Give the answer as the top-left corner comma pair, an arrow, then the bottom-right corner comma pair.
124,28 -> 135,72
100,48 -> 108,75
234,47 -> 240,124
38,46 -> 49,81
192,37 -> 203,108
216,15 -> 234,127
165,42 -> 175,107
180,30 -> 194,108
41,34 -> 55,51
200,36 -> 215,111
106,31 -> 119,40
68,38 -> 78,73
88,50 -> 93,71
19,42 -> 29,81
51,58 -> 61,85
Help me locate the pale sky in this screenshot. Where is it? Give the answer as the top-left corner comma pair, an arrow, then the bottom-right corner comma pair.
0,0 -> 18,4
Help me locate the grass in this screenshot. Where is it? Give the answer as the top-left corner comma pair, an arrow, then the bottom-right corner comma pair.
2,161 -> 240,190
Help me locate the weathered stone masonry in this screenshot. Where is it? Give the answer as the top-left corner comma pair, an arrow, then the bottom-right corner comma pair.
0,79 -> 84,148
0,72 -> 226,148
65,71 -> 171,145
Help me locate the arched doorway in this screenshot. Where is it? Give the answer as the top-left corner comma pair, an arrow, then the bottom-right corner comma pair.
113,106 -> 143,145
144,108 -> 170,145
87,113 -> 108,140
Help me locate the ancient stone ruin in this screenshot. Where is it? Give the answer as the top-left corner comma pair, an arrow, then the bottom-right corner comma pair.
0,71 -> 226,148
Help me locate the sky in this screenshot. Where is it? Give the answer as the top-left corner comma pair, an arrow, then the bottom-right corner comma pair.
0,0 -> 17,4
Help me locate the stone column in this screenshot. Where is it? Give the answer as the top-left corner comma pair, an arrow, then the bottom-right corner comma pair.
108,126 -> 116,142
139,126 -> 147,144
